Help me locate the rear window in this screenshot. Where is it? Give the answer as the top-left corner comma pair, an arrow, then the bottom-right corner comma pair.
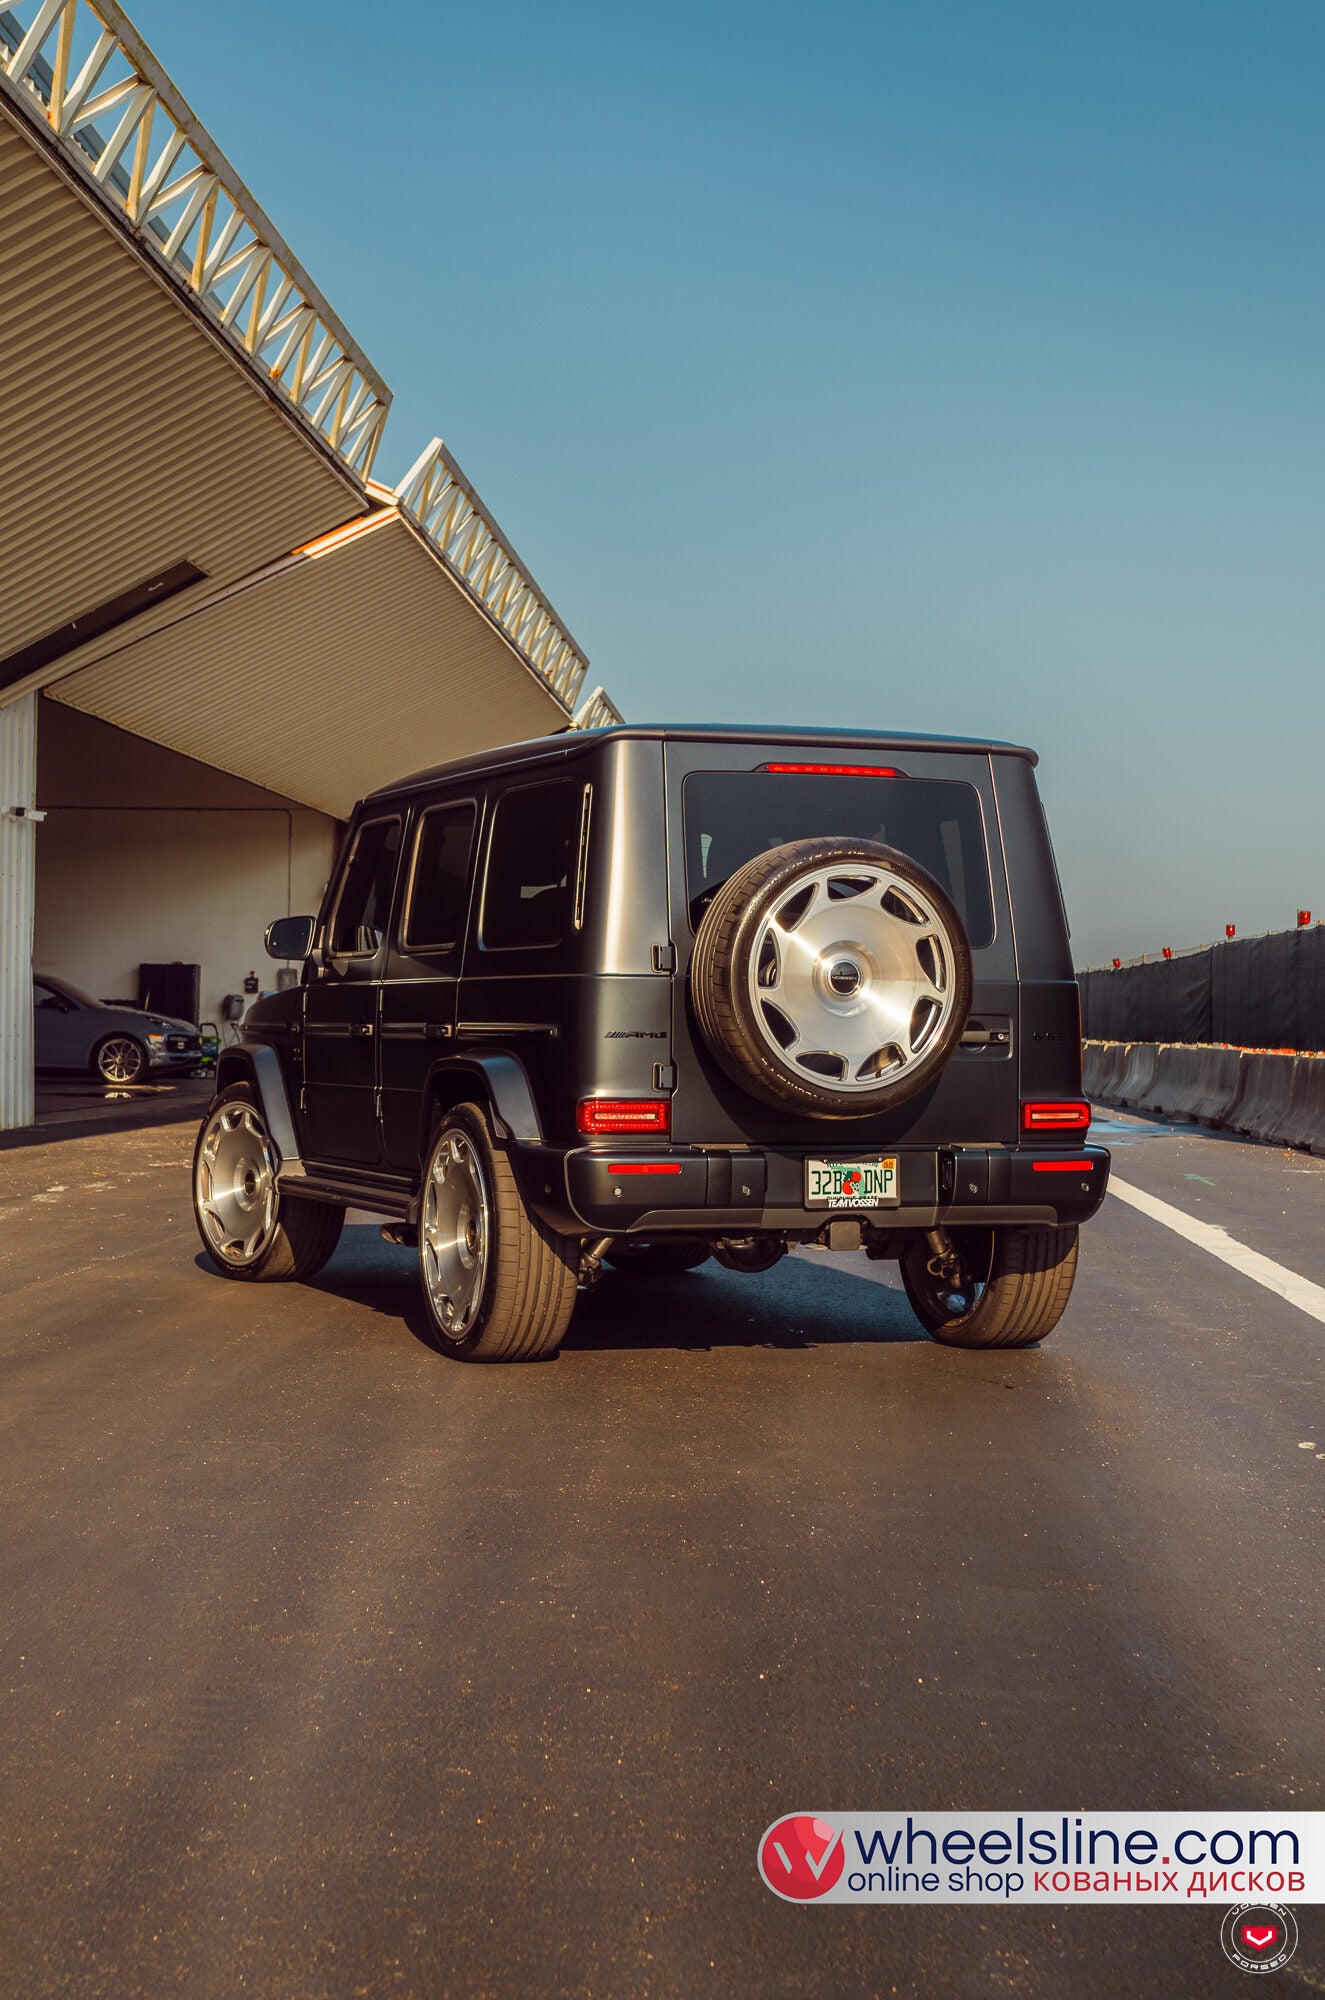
481,779 -> 579,949
682,770 -> 994,946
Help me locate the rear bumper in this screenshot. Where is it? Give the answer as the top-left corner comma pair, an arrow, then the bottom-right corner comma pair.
556,1143 -> 1111,1235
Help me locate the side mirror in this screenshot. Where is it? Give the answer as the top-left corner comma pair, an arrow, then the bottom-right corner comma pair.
265,914 -> 315,962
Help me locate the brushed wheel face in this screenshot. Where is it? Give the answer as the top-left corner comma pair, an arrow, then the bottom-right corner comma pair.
194,1101 -> 279,1266
745,862 -> 961,1097
421,1129 -> 490,1339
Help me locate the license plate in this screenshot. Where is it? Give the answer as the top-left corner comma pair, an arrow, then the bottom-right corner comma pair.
805,1156 -> 899,1208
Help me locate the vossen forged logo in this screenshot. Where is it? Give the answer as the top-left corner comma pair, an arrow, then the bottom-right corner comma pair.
757,1813 -> 1325,1904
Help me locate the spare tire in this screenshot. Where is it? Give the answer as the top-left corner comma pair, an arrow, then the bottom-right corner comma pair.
690,837 -> 972,1118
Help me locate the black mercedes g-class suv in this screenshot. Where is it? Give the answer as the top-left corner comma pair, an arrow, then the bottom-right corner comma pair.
193,725 -> 1109,1359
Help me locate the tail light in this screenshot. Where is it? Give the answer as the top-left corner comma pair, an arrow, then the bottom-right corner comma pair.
577,1098 -> 671,1136
1022,1100 -> 1091,1133
607,1162 -> 683,1175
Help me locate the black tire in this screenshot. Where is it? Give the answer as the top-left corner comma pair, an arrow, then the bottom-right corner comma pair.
92,1033 -> 149,1085
419,1102 -> 578,1360
900,1225 -> 1079,1349
604,1239 -> 712,1275
193,1083 -> 344,1281
691,836 -> 972,1119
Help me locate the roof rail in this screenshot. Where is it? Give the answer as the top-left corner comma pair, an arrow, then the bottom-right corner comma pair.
0,0 -> 390,478
397,438 -> 592,713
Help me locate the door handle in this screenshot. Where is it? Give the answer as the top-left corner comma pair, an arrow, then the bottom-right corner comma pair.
352,1022 -> 374,1037
425,1022 -> 452,1040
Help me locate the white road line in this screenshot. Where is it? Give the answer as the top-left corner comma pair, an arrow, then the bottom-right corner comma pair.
1109,1175 -> 1325,1328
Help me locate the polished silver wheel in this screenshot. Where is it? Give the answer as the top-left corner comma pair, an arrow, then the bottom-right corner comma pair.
745,862 -> 961,1097
421,1128 -> 491,1339
194,1100 -> 279,1266
96,1035 -> 146,1085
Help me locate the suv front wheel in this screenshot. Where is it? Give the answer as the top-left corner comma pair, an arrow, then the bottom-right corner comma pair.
193,1083 -> 344,1281
419,1103 -> 578,1360
900,1224 -> 1079,1348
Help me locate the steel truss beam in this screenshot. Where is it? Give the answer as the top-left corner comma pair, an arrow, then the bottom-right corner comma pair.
397,439 -> 596,716
571,686 -> 625,730
0,0 -> 389,478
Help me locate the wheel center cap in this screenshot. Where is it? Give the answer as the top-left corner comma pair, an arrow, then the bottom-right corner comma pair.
827,958 -> 863,997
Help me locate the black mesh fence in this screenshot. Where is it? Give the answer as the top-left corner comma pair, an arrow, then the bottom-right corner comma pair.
1078,927 -> 1325,1051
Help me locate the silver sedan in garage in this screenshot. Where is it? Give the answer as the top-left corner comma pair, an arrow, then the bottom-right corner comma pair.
33,975 -> 202,1085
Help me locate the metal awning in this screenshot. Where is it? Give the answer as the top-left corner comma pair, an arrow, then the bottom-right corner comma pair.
42,504 -> 579,818
0,0 -> 389,694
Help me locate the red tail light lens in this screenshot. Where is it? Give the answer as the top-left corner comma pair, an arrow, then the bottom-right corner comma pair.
762,762 -> 900,777
1022,1101 -> 1091,1133
607,1162 -> 683,1175
1033,1158 -> 1095,1172
577,1098 -> 671,1135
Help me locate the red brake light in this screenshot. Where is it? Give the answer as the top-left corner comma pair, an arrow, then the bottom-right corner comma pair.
1022,1101 -> 1091,1133
763,762 -> 900,777
1033,1158 -> 1094,1172
577,1098 -> 671,1136
607,1162 -> 683,1175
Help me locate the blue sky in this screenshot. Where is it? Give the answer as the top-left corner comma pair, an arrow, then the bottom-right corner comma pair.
132,1 -> 1323,964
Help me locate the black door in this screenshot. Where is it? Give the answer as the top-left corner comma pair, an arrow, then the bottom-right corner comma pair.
380,799 -> 478,1171
302,814 -> 401,1166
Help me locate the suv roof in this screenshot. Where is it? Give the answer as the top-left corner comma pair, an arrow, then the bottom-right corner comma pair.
367,722 -> 1039,803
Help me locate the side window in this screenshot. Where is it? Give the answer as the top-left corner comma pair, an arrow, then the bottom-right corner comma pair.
34,981 -> 63,1011
328,817 -> 401,957
402,803 -> 477,952
481,779 -> 579,950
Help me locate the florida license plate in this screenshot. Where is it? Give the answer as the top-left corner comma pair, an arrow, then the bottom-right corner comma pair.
805,1156 -> 899,1208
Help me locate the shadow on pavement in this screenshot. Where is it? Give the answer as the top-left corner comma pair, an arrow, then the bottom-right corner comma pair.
228,1223 -> 930,1355
567,1255 -> 928,1351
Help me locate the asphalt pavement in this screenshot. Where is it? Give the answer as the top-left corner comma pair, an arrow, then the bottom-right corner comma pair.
0,1107 -> 1321,1999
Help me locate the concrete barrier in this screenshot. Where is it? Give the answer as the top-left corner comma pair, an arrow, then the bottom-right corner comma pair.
1099,1041 -> 1129,1097
1274,1055 -> 1325,1158
1182,1045 -> 1248,1128
1226,1051 -> 1299,1144
1140,1042 -> 1246,1127
1075,1038 -> 1324,1154
1116,1041 -> 1161,1107
1135,1042 -> 1201,1119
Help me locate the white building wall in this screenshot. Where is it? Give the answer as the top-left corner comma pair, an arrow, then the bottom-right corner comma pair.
0,695 -> 37,1129
33,703 -> 338,1036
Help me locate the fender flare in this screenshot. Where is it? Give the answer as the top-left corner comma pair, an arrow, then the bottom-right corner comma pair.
417,1051 -> 543,1156
214,1041 -> 303,1172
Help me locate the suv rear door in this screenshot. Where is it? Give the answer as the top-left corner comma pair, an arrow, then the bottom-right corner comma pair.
663,740 -> 1022,1148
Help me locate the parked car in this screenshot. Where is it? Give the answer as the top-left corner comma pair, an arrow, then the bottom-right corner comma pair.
34,974 -> 202,1084
192,724 -> 1109,1356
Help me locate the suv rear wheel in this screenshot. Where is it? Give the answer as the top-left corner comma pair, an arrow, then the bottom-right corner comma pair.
900,1224 -> 1078,1348
419,1103 -> 578,1360
691,837 -> 972,1118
